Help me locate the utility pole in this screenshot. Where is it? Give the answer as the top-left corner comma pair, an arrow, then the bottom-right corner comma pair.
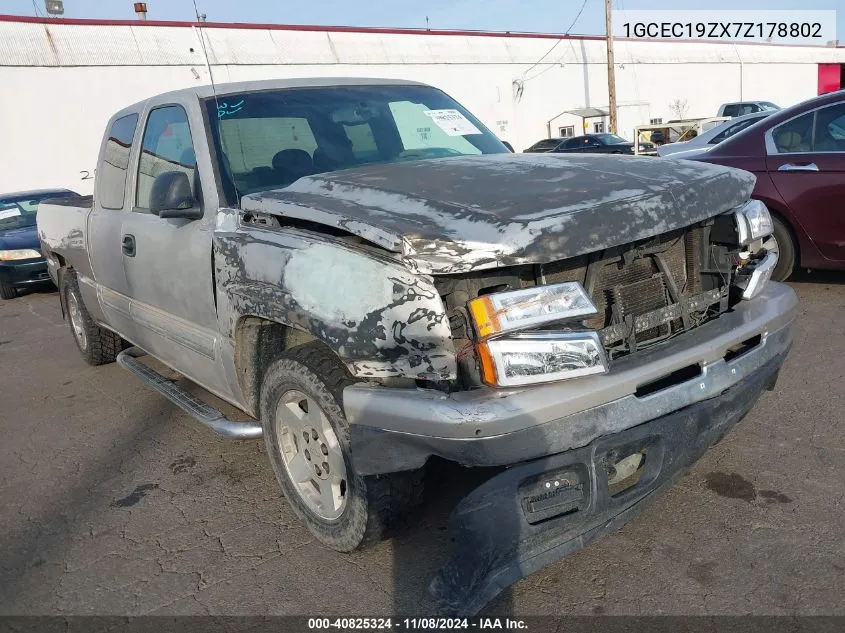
605,0 -> 618,133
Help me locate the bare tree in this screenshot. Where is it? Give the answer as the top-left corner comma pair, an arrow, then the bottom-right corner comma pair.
669,98 -> 689,120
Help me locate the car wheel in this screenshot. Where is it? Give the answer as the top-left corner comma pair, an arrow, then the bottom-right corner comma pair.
260,341 -> 423,552
0,277 -> 16,300
765,215 -> 796,282
63,270 -> 128,365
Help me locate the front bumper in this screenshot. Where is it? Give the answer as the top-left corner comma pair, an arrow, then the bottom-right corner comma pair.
430,348 -> 786,615
0,258 -> 51,288
345,282 -> 797,475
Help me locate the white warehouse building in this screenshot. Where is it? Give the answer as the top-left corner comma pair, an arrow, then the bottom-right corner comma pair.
1,14 -> 844,194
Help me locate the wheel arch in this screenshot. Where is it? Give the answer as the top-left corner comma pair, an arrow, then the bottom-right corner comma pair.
233,315 -> 321,418
755,197 -> 801,268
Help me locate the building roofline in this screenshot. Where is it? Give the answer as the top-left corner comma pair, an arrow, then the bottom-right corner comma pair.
1,13 -> 842,48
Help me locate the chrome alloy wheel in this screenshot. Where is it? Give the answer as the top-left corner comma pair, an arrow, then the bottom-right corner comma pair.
67,291 -> 88,351
274,390 -> 348,520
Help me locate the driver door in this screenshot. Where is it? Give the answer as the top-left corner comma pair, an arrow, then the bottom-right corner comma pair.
121,102 -> 231,398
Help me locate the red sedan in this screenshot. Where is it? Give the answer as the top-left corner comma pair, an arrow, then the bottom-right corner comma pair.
690,90 -> 845,281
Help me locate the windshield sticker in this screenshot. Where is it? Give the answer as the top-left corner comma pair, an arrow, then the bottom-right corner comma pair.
424,109 -> 482,136
0,207 -> 22,220
218,100 -> 245,118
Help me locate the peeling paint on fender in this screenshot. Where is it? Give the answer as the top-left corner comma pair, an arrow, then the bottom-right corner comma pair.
214,221 -> 455,381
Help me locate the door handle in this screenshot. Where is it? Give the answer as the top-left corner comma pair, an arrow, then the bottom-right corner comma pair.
778,162 -> 819,172
122,234 -> 136,257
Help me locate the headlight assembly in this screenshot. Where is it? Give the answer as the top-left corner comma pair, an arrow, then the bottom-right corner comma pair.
735,200 -> 774,244
468,281 -> 597,339
477,332 -> 608,387
0,248 -> 42,261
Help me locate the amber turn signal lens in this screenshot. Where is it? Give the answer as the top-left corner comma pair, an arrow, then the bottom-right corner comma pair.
476,341 -> 498,386
468,295 -> 499,339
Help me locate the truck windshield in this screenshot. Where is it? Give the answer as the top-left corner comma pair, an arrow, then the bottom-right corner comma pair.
204,84 -> 508,203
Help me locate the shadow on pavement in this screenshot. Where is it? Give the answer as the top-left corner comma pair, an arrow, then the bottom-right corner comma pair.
391,460 -> 515,616
789,269 -> 845,286
0,407 -> 169,611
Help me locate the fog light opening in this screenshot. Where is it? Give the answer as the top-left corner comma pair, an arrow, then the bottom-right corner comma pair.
607,451 -> 647,496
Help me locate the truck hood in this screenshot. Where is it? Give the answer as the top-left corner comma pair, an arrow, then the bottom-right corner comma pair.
240,153 -> 754,274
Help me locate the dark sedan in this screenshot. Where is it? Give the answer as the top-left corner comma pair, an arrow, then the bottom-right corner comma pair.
0,189 -> 78,299
524,133 -> 634,154
690,90 -> 845,281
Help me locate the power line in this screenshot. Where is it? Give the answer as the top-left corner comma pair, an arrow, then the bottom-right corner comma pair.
31,0 -> 43,17
521,0 -> 590,77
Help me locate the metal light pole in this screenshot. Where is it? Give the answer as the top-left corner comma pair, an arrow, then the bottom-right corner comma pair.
605,0 -> 618,134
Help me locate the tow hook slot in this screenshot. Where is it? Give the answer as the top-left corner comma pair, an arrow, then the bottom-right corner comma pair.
635,363 -> 702,398
724,334 -> 763,363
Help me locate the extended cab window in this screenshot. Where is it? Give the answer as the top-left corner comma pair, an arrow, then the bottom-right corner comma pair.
136,106 -> 196,210
97,113 -> 139,210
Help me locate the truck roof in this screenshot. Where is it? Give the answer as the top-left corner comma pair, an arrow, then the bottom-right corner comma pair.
116,77 -> 429,115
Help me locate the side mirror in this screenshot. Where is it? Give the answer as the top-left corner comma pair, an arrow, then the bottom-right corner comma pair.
149,171 -> 201,219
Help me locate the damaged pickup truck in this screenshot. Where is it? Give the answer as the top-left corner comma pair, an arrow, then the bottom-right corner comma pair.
38,78 -> 796,614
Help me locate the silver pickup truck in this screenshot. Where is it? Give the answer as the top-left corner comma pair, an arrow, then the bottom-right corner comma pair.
38,78 -> 796,615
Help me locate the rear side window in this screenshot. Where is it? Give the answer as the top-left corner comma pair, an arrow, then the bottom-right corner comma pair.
771,111 -> 814,153
530,140 -> 559,151
136,106 -> 197,210
721,105 -> 739,117
97,113 -> 139,210
710,117 -> 761,144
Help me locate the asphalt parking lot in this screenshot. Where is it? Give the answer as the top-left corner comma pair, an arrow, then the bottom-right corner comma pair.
1,274 -> 844,617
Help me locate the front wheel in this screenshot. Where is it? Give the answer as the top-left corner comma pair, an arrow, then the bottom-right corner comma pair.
260,342 -> 423,552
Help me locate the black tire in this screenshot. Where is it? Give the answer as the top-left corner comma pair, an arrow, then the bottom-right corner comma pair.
0,277 -> 15,300
770,215 -> 796,282
260,341 -> 424,552
62,270 -> 127,365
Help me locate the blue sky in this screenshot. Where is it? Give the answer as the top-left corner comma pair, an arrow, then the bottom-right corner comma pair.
2,0 -> 841,40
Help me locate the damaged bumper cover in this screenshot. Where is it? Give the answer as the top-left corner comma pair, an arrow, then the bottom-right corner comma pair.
429,347 -> 787,615
344,282 -> 797,474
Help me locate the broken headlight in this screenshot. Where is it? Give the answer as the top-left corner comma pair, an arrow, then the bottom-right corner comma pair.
467,282 -> 597,339
736,251 -> 778,300
477,332 -> 608,387
735,200 -> 774,244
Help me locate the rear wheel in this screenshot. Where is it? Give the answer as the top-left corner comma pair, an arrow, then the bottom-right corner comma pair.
63,270 -> 127,365
765,215 -> 796,282
261,341 -> 423,552
0,277 -> 15,300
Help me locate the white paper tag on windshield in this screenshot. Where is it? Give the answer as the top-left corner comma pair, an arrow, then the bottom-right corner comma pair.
0,208 -> 22,220
424,109 -> 481,136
